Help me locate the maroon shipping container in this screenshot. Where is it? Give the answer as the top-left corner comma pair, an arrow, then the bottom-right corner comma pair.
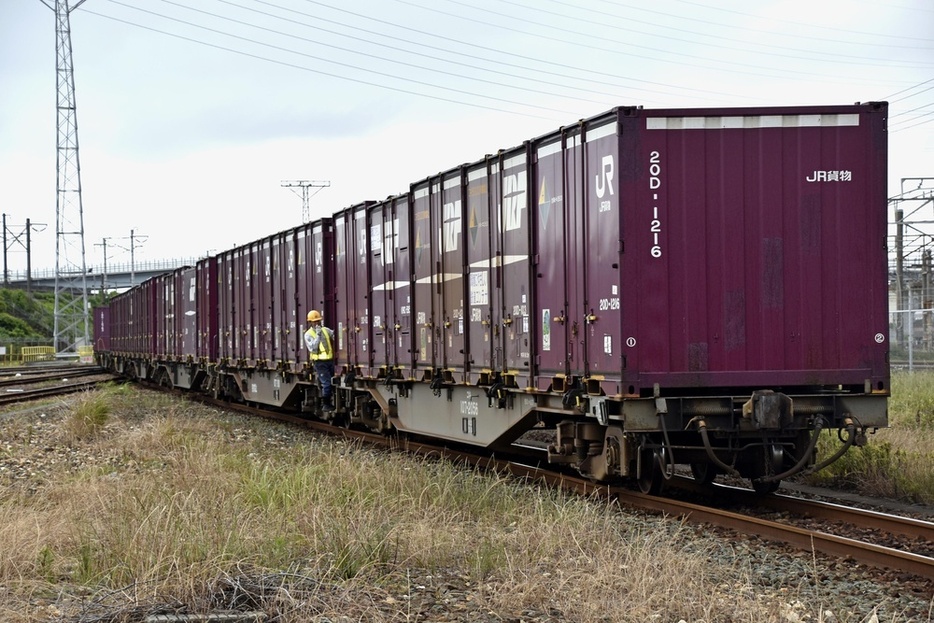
231,244 -> 255,365
132,277 -> 156,357
108,294 -> 126,353
196,256 -> 218,362
528,102 -> 889,397
529,118 -> 623,395
153,272 -> 171,359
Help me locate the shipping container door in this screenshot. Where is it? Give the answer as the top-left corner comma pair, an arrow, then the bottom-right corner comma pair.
369,201 -> 391,375
180,267 -> 197,359
233,247 -> 251,362
441,169 -> 467,382
254,240 -> 273,365
296,224 -> 313,366
297,220 -> 334,366
270,231 -> 284,364
165,274 -> 175,359
488,163 -> 504,374
218,251 -> 235,362
352,203 -> 372,374
281,229 -> 299,368
129,287 -> 138,355
534,135 -> 571,391
171,269 -> 183,360
154,275 -> 167,358
333,209 -> 352,367
465,161 -> 494,384
391,195 -> 414,378
498,147 -> 534,388
582,118 -> 623,394
412,181 -> 437,379
565,129 -> 587,382
143,279 -> 156,359
196,257 -> 218,362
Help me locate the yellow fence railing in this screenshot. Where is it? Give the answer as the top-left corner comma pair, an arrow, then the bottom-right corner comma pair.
21,346 -> 55,363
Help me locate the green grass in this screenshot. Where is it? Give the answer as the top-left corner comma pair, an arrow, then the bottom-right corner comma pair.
808,369 -> 934,503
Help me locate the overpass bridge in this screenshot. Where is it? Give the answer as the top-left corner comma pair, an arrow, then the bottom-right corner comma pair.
2,257 -> 201,292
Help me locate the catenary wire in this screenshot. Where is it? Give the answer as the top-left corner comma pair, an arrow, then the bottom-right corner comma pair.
97,0 -> 580,116
81,7 -> 563,120
489,0 -> 933,64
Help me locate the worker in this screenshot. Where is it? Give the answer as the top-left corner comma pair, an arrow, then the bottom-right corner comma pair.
304,309 -> 336,411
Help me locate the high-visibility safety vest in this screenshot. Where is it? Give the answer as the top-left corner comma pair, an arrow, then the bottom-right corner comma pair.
305,325 -> 334,361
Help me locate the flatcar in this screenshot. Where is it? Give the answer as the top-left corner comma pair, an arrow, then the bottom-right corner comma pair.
94,102 -> 890,494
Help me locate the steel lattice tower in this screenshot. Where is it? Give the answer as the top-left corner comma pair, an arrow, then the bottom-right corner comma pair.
41,0 -> 90,356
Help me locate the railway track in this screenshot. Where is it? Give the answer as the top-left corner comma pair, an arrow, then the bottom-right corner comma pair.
0,366 -> 120,407
631,481 -> 934,581
477,452 -> 934,581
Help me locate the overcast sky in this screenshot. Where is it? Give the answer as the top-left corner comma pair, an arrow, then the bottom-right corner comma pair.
1,0 -> 931,275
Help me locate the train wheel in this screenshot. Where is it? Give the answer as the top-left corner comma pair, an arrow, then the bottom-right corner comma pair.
750,444 -> 783,495
637,448 -> 666,495
690,463 -> 718,486
752,479 -> 780,495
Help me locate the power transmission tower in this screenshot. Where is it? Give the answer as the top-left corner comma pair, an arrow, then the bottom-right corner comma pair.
40,0 -> 91,357
281,180 -> 330,223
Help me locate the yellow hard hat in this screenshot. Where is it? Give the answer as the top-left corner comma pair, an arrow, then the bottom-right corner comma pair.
306,310 -> 323,322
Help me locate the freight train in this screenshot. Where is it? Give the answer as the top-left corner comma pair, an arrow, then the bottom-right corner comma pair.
94,102 -> 890,495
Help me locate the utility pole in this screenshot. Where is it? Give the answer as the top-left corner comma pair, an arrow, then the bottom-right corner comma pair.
40,0 -> 91,357
2,215 -> 47,293
94,237 -> 110,297
281,180 -> 330,223
129,229 -> 148,286
99,230 -> 146,289
889,176 -> 934,361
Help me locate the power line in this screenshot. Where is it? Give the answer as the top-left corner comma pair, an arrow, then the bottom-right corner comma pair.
551,0 -> 934,50
81,7 -> 559,120
386,0 -> 928,83
485,0 -> 934,66
97,0 -> 582,116
153,0 -> 615,109
667,0 -> 934,43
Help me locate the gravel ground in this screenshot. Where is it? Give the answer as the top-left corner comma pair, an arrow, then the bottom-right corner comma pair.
1,392 -> 932,623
